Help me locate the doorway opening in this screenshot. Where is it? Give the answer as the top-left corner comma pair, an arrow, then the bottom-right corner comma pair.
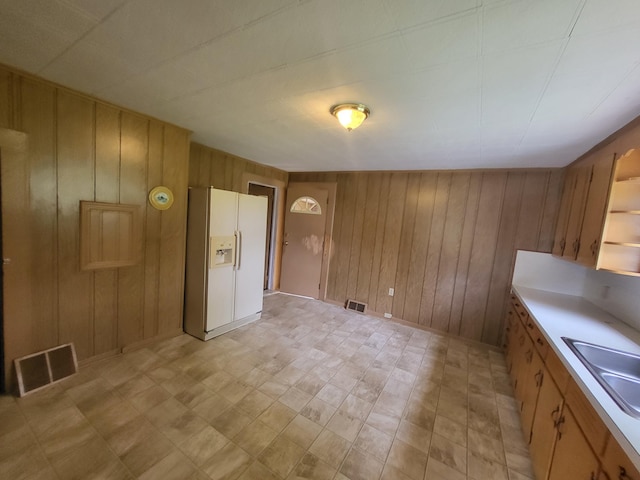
248,182 -> 277,290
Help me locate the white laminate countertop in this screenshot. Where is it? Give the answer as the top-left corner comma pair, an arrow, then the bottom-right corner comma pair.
511,284 -> 640,469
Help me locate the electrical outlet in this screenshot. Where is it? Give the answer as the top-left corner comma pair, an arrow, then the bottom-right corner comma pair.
388,287 -> 394,296
384,313 -> 392,318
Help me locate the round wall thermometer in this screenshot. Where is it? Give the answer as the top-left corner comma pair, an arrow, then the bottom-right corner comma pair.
148,186 -> 174,210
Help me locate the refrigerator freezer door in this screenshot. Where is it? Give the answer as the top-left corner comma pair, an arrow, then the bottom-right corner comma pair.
206,189 -> 238,331
234,194 -> 267,322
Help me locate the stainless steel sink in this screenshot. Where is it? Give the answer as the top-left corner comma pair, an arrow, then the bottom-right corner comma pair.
563,337 -> 640,418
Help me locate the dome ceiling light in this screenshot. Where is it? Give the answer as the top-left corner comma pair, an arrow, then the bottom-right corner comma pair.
330,103 -> 370,131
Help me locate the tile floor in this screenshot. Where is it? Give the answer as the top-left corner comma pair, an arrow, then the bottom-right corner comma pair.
0,293 -> 534,480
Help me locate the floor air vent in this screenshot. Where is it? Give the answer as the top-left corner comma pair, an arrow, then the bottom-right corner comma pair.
14,343 -> 78,396
346,299 -> 367,314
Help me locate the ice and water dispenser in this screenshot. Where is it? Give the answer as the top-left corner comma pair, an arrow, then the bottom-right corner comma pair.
210,235 -> 236,268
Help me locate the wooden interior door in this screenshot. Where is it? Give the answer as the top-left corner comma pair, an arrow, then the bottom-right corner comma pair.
280,184 -> 328,299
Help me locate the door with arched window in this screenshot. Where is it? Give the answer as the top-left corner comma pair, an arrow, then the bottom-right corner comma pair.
280,184 -> 330,298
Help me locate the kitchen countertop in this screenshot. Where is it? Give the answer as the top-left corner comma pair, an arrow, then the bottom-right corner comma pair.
512,284 -> 640,469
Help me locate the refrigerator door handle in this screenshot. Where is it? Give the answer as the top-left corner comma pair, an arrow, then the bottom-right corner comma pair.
235,230 -> 241,269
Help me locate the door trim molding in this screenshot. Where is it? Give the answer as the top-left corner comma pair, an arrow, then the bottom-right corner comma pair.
242,173 -> 287,290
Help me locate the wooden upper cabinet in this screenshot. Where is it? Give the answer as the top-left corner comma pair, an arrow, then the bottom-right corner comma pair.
576,154 -> 616,266
597,148 -> 640,276
563,164 -> 592,260
553,168 -> 578,257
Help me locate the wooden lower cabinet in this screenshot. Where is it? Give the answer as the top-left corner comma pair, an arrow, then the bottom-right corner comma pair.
520,350 -> 545,442
548,405 -> 601,480
529,364 -> 564,480
602,436 -> 640,480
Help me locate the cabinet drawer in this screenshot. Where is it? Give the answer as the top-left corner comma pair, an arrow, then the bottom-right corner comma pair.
545,347 -> 570,394
511,296 -> 529,323
565,378 -> 609,457
523,317 -> 549,360
602,436 -> 640,480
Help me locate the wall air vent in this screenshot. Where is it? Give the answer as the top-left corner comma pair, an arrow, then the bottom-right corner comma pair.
14,343 -> 78,396
346,299 -> 367,314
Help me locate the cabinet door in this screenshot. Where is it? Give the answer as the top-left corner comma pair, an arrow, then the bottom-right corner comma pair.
530,367 -> 564,480
553,168 -> 578,257
514,333 -> 534,404
563,164 -> 593,260
548,405 -> 600,480
576,155 -> 615,267
601,434 -> 640,480
520,350 -> 544,442
504,306 -> 518,372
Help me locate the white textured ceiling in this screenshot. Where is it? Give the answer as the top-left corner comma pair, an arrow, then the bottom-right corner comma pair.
1,0 -> 640,171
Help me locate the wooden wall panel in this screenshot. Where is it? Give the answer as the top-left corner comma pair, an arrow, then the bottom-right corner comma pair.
143,121 -> 164,340
56,91 -> 96,360
403,173 -> 437,324
0,65 -> 191,390
94,104 -> 120,355
19,79 -> 57,353
290,169 -> 563,345
158,127 -> 190,334
0,69 -> 12,129
418,173 -> 451,327
376,174 -> 407,315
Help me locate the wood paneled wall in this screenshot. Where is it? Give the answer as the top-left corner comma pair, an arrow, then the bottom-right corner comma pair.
0,65 -> 190,389
189,142 -> 288,190
291,170 -> 563,345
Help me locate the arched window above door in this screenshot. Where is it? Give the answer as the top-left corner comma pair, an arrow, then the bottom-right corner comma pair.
290,196 -> 322,215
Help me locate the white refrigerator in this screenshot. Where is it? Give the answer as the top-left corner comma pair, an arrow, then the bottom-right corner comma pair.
184,187 -> 267,340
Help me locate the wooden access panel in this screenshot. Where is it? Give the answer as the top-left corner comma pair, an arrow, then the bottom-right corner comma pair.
80,201 -> 142,270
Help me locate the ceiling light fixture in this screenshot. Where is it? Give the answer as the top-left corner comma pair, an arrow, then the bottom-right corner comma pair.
330,103 -> 370,131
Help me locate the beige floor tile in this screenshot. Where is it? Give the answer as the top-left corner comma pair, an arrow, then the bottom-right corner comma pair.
210,406 -> 253,438
104,414 -> 158,456
468,427 -> 505,464
0,447 -> 50,480
468,449 -> 509,480
326,409 -> 363,442
433,414 -> 467,448
138,450 -> 197,480
353,423 -> 394,461
300,397 -> 336,426
282,414 -> 323,449
315,384 -> 348,408
201,442 -> 252,480
340,448 -> 384,480
386,438 -> 428,480
0,294 -> 537,480
258,435 -> 306,478
233,419 -> 279,456
280,387 -> 313,412
365,410 -> 400,437
179,425 -> 229,466
429,433 -> 467,475
287,452 -> 336,480
396,419 -> 432,454
236,389 -> 274,418
130,384 -> 172,412
192,392 -> 233,423
237,460 -> 280,480
119,431 -> 174,477
309,429 -> 351,469
258,401 -> 297,432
